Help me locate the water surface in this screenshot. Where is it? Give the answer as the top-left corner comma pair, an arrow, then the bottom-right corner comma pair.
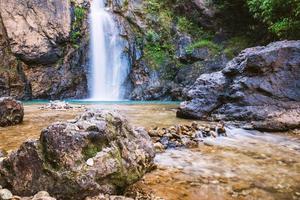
0,102 -> 299,200
0,101 -> 186,151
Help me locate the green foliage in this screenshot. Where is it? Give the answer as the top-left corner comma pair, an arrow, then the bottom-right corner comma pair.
71,31 -> 81,42
144,43 -> 170,70
71,6 -> 86,48
142,0 -> 214,72
177,16 -> 210,38
215,0 -> 300,39
177,17 -> 191,33
214,0 -> 259,36
82,144 -> 101,160
74,6 -> 85,22
247,0 -> 300,38
142,0 -> 178,70
145,30 -> 160,43
223,36 -> 250,59
186,39 -> 221,55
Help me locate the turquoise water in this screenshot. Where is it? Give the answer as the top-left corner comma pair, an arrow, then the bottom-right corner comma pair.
23,100 -> 180,105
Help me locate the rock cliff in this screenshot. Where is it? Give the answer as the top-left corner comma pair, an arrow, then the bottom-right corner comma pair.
107,0 -> 229,100
0,0 -> 89,100
177,40 -> 300,131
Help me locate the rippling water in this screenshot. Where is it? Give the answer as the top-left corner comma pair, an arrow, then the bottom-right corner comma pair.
134,128 -> 300,200
1,102 -> 299,200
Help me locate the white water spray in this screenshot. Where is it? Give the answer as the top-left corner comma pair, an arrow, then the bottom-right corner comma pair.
89,0 -> 129,100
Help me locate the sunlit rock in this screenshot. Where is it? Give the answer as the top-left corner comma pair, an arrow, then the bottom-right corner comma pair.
177,40 -> 300,131
0,97 -> 24,127
0,110 -> 155,199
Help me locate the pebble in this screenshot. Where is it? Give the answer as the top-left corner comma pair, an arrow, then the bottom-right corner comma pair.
0,150 -> 7,158
209,131 -> 217,138
33,191 -> 50,198
148,122 -> 227,150
154,142 -> 165,153
86,158 -> 94,166
190,182 -> 202,187
11,196 -> 22,200
0,189 -> 13,200
210,180 -> 219,184
232,182 -> 251,192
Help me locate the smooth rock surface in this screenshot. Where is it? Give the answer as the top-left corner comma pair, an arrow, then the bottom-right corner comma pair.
0,110 -> 155,200
177,40 -> 300,131
0,0 -> 71,64
0,97 -> 24,127
0,0 -> 89,100
31,191 -> 56,200
0,188 -> 13,200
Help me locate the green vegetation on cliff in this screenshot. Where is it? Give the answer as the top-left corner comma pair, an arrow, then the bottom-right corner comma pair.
141,0 -> 299,73
215,0 -> 300,39
141,0 -> 216,73
71,5 -> 87,48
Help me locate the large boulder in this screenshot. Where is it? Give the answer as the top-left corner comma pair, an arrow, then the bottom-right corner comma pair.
0,0 -> 89,100
0,110 -> 155,199
0,0 -> 71,64
0,97 -> 24,127
177,40 -> 300,131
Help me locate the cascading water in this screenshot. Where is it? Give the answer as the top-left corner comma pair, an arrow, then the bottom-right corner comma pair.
89,0 -> 129,100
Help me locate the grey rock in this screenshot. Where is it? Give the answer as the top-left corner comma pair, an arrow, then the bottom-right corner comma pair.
0,110 -> 155,200
177,40 -> 300,131
177,71 -> 226,119
176,35 -> 209,64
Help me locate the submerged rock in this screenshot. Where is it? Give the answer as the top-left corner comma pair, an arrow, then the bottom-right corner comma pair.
148,122 -> 226,151
0,110 -> 155,200
0,97 -> 24,127
177,40 -> 300,131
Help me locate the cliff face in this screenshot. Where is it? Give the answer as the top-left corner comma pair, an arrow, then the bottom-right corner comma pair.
0,0 -> 89,100
177,40 -> 300,131
0,0 -> 268,101
109,0 -> 230,100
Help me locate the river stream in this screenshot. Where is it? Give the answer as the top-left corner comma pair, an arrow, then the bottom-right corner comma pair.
0,102 -> 299,200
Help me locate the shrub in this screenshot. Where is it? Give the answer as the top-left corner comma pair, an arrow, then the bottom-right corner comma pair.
247,0 -> 300,38
186,39 -> 221,55
223,36 -> 250,59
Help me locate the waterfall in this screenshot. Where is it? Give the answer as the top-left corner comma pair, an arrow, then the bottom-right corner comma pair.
89,0 -> 129,100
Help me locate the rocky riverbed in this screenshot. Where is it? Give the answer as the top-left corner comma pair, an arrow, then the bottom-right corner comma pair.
127,128 -> 300,200
0,102 -> 300,200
